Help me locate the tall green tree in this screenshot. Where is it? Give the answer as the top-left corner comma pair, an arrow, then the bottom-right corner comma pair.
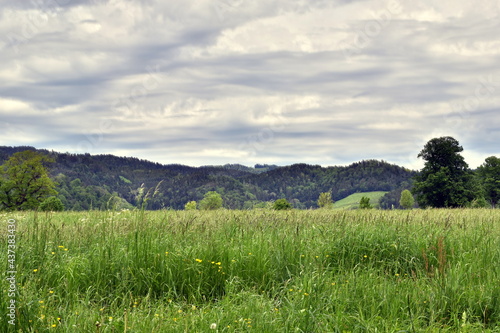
412,137 -> 476,208
476,156 -> 500,208
399,189 -> 415,209
0,151 -> 57,210
199,191 -> 223,210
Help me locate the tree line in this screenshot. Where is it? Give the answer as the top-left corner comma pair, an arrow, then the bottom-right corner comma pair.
0,137 -> 498,211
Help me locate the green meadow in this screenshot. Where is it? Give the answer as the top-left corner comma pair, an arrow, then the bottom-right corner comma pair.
2,209 -> 500,332
332,192 -> 388,210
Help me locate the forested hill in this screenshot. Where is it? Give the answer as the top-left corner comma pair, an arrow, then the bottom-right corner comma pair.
0,146 -> 416,210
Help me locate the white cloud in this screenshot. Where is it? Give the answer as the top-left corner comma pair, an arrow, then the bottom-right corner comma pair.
0,98 -> 31,113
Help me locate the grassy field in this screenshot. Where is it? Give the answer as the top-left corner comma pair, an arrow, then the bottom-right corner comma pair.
2,209 -> 500,332
332,191 -> 388,209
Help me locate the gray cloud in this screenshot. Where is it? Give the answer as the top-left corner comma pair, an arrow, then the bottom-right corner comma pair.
1,0 -> 499,169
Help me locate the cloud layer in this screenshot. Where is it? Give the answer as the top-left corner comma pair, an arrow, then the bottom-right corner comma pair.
1,0 -> 499,169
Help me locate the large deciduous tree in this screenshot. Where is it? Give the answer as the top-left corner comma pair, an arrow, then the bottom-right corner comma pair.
476,156 -> 500,208
412,137 -> 476,208
0,151 -> 57,211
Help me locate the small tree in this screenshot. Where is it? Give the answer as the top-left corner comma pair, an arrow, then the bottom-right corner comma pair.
199,191 -> 223,210
184,201 -> 197,210
39,197 -> 65,212
359,196 -> 372,209
317,192 -> 334,208
273,198 -> 292,210
399,189 -> 415,209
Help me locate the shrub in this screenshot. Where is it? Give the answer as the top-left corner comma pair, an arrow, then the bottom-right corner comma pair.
359,196 -> 372,209
273,198 -> 292,210
39,197 -> 65,211
185,201 -> 197,210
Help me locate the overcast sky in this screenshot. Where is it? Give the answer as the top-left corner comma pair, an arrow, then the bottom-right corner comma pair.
1,0 -> 499,169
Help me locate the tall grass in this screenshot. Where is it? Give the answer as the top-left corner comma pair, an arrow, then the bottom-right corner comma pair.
2,209 -> 500,332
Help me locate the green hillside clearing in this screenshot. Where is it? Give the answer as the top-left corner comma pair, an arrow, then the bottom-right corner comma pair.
333,191 -> 388,209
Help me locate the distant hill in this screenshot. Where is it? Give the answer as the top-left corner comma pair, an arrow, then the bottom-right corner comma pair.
0,146 -> 416,210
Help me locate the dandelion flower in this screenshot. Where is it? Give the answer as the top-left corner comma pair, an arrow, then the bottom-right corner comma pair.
195,259 -> 202,263
33,269 -> 38,272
